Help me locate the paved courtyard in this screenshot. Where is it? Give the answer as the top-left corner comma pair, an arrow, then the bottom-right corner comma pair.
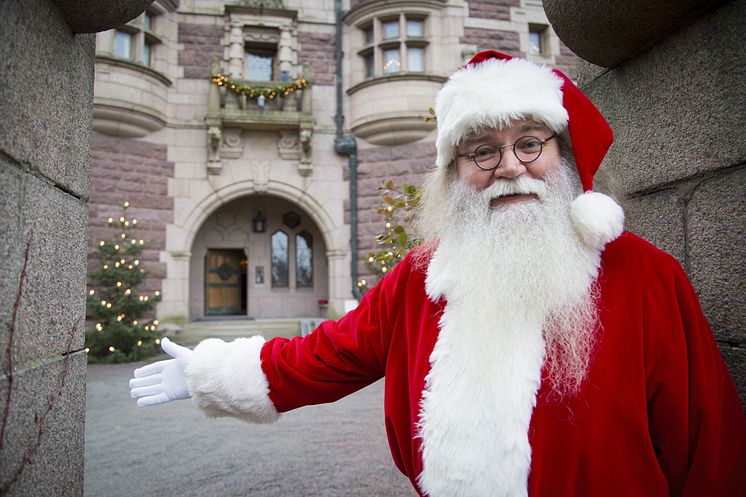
85,359 -> 417,497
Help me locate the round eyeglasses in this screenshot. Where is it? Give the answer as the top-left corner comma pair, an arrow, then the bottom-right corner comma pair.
455,134 -> 559,171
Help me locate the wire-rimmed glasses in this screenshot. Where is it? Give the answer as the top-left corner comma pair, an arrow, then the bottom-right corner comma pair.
455,134 -> 558,171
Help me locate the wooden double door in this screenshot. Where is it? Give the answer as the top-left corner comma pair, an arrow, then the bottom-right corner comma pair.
204,249 -> 248,316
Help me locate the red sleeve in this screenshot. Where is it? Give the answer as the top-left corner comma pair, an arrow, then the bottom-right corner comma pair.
259,254 -> 413,412
643,255 -> 746,497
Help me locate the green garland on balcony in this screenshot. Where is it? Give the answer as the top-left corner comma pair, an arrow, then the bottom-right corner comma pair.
211,73 -> 310,100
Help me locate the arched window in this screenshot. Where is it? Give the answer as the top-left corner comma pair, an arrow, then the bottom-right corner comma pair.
271,230 -> 288,287
295,231 -> 313,287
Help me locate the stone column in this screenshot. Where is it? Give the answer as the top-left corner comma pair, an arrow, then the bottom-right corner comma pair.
545,0 -> 746,405
327,248 -> 352,315
0,1 -> 154,495
227,20 -> 245,79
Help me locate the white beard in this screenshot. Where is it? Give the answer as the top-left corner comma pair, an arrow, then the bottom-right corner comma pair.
416,164 -> 602,497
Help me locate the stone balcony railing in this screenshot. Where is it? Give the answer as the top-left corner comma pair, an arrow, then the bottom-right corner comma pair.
205,57 -> 315,176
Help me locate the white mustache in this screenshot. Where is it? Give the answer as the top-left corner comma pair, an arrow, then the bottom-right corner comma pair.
480,176 -> 547,202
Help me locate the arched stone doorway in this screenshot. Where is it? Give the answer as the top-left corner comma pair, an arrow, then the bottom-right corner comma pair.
189,194 -> 329,320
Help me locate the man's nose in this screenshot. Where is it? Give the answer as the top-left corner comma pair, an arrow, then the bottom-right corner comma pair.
493,151 -> 526,179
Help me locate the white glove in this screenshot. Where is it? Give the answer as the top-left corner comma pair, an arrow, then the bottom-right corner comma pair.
130,337 -> 193,407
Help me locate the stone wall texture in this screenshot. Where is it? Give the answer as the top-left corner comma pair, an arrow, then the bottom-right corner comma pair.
460,28 -> 521,55
178,23 -> 224,79
467,0 -> 520,20
0,0 -> 96,495
571,0 -> 746,404
348,142 -> 436,280
89,133 -> 175,297
299,31 -> 336,86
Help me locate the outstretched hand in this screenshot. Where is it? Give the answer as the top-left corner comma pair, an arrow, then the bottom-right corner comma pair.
129,337 -> 193,407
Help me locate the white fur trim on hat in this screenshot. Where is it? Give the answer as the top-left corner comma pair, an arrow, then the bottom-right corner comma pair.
435,57 -> 568,168
570,191 -> 625,250
186,336 -> 280,424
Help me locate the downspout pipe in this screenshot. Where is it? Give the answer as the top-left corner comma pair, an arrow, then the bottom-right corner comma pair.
334,0 -> 363,300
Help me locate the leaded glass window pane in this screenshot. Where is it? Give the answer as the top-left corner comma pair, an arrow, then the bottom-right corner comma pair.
143,42 -> 152,66
115,31 -> 133,59
382,20 -> 399,39
408,47 -> 424,72
296,232 -> 313,287
383,48 -> 400,74
271,230 -> 288,287
247,51 -> 274,81
528,31 -> 542,56
407,19 -> 424,37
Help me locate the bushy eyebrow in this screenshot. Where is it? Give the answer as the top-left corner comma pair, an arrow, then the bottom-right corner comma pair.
459,123 -> 551,149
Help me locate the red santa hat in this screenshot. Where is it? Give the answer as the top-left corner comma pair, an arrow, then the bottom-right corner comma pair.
435,50 -> 624,250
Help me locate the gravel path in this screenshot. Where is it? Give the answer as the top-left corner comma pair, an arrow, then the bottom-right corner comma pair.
84,360 -> 417,497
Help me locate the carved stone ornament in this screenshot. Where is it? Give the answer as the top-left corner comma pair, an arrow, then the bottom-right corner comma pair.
277,131 -> 300,160
245,27 -> 281,45
207,126 -> 223,175
239,0 -> 286,9
222,128 -> 244,159
283,211 -> 301,229
252,160 -> 271,192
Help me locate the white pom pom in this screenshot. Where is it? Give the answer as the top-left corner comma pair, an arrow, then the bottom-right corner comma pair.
570,192 -> 624,250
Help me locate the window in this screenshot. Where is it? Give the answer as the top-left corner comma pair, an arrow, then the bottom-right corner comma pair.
382,20 -> 399,39
358,14 -> 428,78
295,232 -> 313,287
406,19 -> 424,37
383,48 -> 400,74
111,12 -> 161,67
246,49 -> 276,81
407,46 -> 424,72
271,230 -> 289,287
528,25 -> 547,56
363,24 -> 374,45
363,51 -> 374,78
143,41 -> 153,67
115,31 -> 133,59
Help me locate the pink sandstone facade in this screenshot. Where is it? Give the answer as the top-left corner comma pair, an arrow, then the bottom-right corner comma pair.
89,0 -> 576,324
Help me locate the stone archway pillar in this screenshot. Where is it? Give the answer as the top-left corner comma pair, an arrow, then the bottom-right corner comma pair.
327,248 -> 351,316
159,252 -> 192,319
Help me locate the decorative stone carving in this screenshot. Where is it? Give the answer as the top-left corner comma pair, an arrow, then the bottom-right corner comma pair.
207,126 -> 222,175
298,127 -> 313,176
244,26 -> 281,45
252,160 -> 270,192
277,131 -> 300,160
239,0 -> 286,9
222,128 -> 244,159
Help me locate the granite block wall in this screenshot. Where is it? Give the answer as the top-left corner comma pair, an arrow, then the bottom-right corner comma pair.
571,0 -> 746,403
1,0 -> 154,491
0,0 -> 93,494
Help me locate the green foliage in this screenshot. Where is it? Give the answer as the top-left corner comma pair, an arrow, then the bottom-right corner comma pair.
85,202 -> 162,363
357,181 -> 422,294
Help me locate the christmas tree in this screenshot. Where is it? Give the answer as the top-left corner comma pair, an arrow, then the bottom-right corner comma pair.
85,201 -> 162,363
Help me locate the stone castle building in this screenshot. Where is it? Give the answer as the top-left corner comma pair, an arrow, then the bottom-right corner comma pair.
89,0 -> 575,322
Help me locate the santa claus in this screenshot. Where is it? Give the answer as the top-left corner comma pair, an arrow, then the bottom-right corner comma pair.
130,51 -> 746,496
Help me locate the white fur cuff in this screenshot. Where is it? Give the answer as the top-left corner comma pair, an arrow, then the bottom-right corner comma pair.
570,191 -> 625,250
185,336 -> 279,424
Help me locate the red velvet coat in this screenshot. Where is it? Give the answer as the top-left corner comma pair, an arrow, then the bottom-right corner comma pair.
260,232 -> 746,496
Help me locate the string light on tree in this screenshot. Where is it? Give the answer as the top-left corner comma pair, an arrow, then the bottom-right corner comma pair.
85,200 -> 162,364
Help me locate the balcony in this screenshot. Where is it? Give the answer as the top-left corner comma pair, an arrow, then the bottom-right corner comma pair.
205,57 -> 315,175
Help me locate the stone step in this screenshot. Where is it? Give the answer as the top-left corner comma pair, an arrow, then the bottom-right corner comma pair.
169,318 -> 327,346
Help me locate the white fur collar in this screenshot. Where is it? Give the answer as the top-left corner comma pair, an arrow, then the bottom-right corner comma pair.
417,248 -> 545,497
